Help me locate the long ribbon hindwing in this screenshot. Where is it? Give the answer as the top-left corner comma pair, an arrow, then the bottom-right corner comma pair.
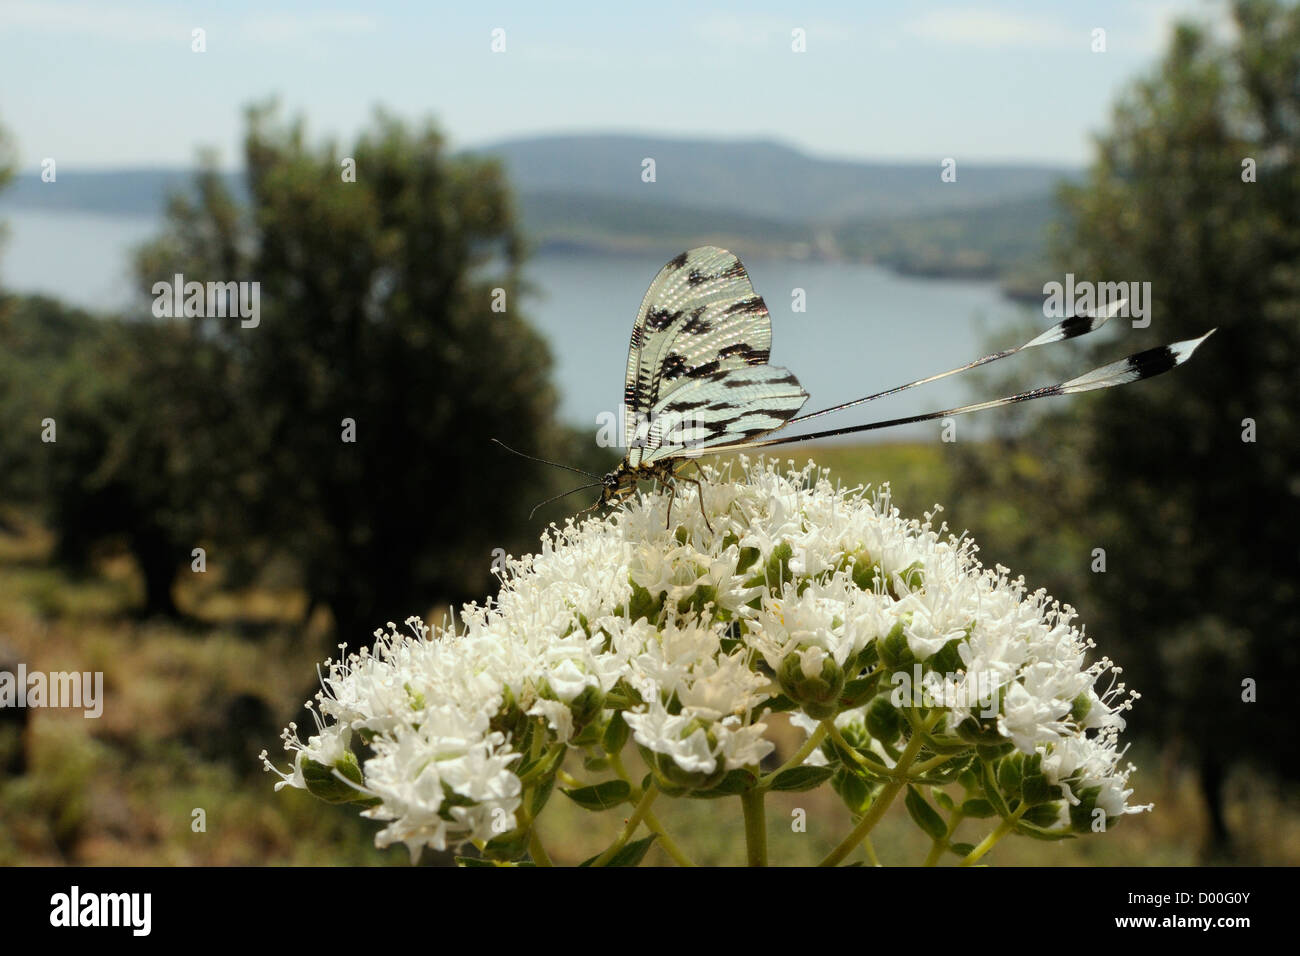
572,245 -> 1213,520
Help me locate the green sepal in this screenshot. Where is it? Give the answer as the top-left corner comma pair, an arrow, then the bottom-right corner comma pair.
878,619 -> 913,669
626,579 -> 665,624
927,636 -> 964,676
744,541 -> 794,591
849,553 -> 881,591
891,561 -> 925,596
1070,692 -> 1092,724
735,545 -> 762,575
1068,786 -> 1107,833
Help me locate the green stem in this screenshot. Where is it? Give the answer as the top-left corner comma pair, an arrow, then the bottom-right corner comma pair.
923,808 -> 965,866
527,826 -> 553,867
861,834 -> 881,866
909,752 -> 957,775
818,714 -> 939,867
642,808 -> 695,867
608,751 -> 696,866
958,806 -> 1026,867
591,782 -> 658,867
757,723 -> 829,789
741,786 -> 768,867
826,722 -> 887,777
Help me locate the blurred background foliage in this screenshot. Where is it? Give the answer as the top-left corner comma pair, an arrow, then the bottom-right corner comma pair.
0,0 -> 1296,864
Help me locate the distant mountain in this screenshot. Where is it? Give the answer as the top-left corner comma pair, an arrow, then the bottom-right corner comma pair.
0,134 -> 1077,283
472,133 -> 1077,224
0,169 -> 245,218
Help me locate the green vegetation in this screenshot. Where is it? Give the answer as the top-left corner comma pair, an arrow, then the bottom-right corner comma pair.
950,0 -> 1300,851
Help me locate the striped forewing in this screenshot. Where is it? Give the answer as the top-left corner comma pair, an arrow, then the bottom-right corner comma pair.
636,364 -> 808,464
622,247 -> 808,465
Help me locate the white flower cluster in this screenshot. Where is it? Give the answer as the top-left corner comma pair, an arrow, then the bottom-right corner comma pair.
264,459 -> 1149,860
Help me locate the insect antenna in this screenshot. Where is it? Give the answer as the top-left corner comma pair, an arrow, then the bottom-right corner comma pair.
490,438 -> 601,480
528,482 -> 603,520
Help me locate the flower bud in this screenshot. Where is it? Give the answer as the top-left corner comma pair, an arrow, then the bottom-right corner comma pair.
302,752 -> 367,804
777,649 -> 845,719
865,693 -> 904,744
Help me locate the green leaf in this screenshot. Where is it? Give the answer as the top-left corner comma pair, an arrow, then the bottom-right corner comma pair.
579,834 -> 658,867
1014,820 -> 1076,842
561,779 -> 631,812
763,693 -> 799,713
839,673 -> 880,709
482,829 -> 529,861
689,768 -> 756,798
601,710 -> 630,754
1019,802 -> 1064,828
530,775 -> 556,816
933,790 -> 955,812
769,764 -> 835,792
960,797 -> 997,818
904,785 -> 948,841
979,759 -> 1010,818
948,841 -> 977,857
832,769 -> 872,815
1021,773 -> 1061,806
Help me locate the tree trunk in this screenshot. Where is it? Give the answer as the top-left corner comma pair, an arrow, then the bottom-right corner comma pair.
133,534 -> 180,618
1197,754 -> 1232,857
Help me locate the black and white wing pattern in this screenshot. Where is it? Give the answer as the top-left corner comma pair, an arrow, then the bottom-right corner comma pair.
622,247 -> 808,467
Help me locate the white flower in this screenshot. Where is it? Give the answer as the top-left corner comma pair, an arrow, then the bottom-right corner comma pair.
268,458 -> 1149,858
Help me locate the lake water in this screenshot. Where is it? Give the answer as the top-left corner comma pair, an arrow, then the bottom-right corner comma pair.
0,209 -> 1031,442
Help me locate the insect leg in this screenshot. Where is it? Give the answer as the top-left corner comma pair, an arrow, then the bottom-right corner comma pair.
673,463 -> 713,533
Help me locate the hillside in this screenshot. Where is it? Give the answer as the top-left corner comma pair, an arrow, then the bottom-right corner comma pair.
0,133 -> 1073,282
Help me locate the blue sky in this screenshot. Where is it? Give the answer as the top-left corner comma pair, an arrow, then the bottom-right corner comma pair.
1,0 -> 1231,171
